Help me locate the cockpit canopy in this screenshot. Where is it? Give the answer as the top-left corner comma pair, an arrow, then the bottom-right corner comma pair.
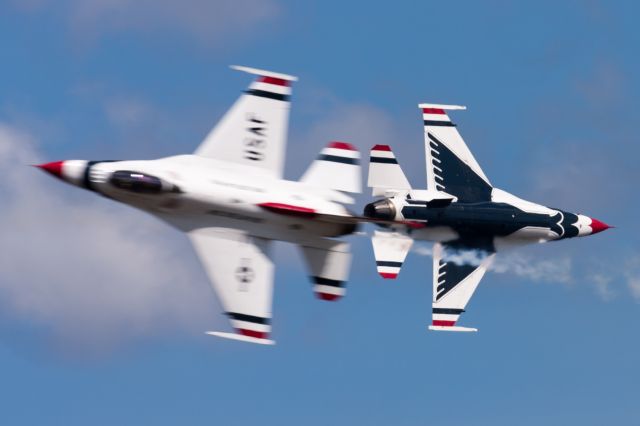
109,170 -> 167,194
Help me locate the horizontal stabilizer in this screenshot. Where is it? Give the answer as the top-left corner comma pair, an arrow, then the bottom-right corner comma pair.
300,240 -> 351,301
206,331 -> 275,345
371,230 -> 413,279
300,141 -> 361,193
368,145 -> 411,196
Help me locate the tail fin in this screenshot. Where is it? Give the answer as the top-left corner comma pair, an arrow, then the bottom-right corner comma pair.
300,141 -> 361,193
371,230 -> 413,279
367,145 -> 411,196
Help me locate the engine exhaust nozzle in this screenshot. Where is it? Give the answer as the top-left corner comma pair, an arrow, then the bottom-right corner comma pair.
363,198 -> 397,221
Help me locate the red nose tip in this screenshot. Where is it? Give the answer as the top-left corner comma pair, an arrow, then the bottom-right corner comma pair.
35,161 -> 64,178
590,218 -> 612,234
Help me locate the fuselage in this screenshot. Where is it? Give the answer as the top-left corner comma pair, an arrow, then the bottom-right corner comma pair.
37,155 -> 357,242
364,187 -> 609,251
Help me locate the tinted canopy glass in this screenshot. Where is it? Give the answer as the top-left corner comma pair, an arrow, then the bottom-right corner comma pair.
110,170 -> 164,194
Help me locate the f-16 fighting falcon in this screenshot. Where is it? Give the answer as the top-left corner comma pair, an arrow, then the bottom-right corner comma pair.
363,103 -> 611,332
36,66 -> 362,345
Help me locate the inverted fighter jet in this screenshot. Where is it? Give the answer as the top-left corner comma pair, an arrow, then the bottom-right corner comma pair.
36,66 -> 362,345
363,103 -> 611,332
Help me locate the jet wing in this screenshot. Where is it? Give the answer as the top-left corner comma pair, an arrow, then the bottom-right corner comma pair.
195,66 -> 298,179
419,103 -> 493,203
429,240 -> 495,332
188,227 -> 275,345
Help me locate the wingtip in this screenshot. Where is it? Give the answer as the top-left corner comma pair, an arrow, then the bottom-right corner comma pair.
428,325 -> 477,332
418,103 -> 466,111
206,331 -> 275,345
230,65 -> 298,82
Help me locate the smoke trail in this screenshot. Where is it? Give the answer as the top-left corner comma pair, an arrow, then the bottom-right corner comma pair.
0,123 -> 216,355
412,243 -> 573,284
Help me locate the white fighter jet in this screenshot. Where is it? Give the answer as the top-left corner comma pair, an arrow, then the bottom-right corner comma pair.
363,103 -> 611,332
36,66 -> 362,345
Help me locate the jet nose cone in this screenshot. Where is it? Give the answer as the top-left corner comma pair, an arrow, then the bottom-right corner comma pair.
35,161 -> 64,178
590,217 -> 612,234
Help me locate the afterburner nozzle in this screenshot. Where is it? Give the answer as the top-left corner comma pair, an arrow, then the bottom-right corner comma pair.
363,198 -> 397,221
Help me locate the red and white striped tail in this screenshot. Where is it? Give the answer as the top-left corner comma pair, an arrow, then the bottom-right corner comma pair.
420,103 -> 466,128
367,145 -> 411,195
371,231 -> 413,280
247,75 -> 293,99
314,280 -> 346,301
300,141 -> 361,194
300,240 -> 351,303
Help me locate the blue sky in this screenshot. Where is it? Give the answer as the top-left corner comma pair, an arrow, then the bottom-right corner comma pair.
0,1 -> 639,424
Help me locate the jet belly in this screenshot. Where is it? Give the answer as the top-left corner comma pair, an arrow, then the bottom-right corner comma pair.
86,159 -> 351,241
180,176 -> 354,240
399,200 -> 562,244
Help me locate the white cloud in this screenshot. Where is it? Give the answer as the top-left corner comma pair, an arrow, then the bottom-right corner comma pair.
589,273 -> 616,302
492,252 -> 573,285
413,239 -> 640,304
12,0 -> 281,47
624,256 -> 640,300
575,60 -> 626,109
0,124 -> 217,355
302,103 -> 398,153
104,96 -> 156,127
627,277 -> 640,300
288,102 -> 408,181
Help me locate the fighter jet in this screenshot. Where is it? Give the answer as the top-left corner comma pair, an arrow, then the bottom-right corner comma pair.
36,66 -> 362,345
363,103 -> 611,332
